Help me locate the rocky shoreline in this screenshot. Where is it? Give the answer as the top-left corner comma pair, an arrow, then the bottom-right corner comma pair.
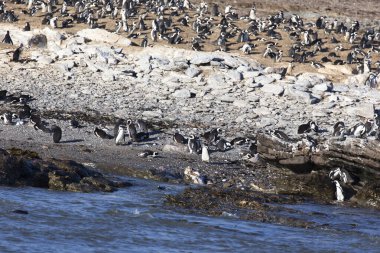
1,24 -> 380,224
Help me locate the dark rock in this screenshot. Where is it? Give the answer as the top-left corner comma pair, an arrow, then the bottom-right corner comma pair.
0,148 -> 130,192
28,34 -> 48,48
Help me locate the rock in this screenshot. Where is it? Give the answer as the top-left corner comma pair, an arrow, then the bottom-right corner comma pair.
345,73 -> 370,86
346,103 -> 374,119
219,95 -> 235,103
312,82 -> 333,92
233,100 -> 249,108
77,29 -> 131,47
28,34 -> 48,48
101,72 -> 116,81
185,66 -> 201,78
0,148 -> 129,192
254,75 -> 276,85
37,56 -> 54,64
286,88 -> 320,104
190,54 -> 214,65
173,89 -> 192,99
296,73 -> 327,87
227,70 -> 243,82
142,110 -> 163,118
261,84 -> 285,96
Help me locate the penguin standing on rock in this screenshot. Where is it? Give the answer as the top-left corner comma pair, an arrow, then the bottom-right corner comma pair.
127,120 -> 138,142
23,22 -> 31,31
188,135 -> 201,154
51,125 -> 62,143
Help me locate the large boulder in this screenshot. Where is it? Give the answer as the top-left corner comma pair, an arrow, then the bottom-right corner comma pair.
28,34 -> 48,48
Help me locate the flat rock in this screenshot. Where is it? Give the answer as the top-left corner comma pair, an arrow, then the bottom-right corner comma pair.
261,84 -> 284,96
346,103 -> 374,119
254,75 -> 276,85
173,89 -> 192,99
77,29 -> 131,47
185,66 -> 201,78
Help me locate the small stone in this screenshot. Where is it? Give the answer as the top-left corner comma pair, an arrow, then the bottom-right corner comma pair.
173,89 -> 192,98
261,84 -> 284,96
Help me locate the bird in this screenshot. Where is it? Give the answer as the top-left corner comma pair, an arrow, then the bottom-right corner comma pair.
333,121 -> 346,137
298,121 -> 319,134
188,135 -> 201,154
115,125 -> 126,145
215,138 -> 231,152
202,128 -> 221,144
127,120 -> 138,142
94,127 -> 113,139
12,44 -> 23,62
334,180 -> 344,202
51,125 -> 62,143
201,145 -> 210,162
138,150 -> 159,158
174,132 -> 187,144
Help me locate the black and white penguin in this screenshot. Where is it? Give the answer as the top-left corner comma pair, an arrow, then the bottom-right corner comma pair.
127,119 -> 138,142
113,119 -> 124,139
188,135 -> 201,154
333,121 -> 346,137
1,112 -> 13,125
94,127 -> 113,139
334,180 -> 344,202
2,31 -> 13,45
329,167 -> 354,184
201,145 -> 210,163
141,35 -> 148,47
115,125 -> 126,145
270,130 -> 290,141
230,137 -> 249,146
51,125 -> 62,143
174,132 -> 187,144
349,123 -> 366,138
215,138 -> 231,152
136,119 -> 149,134
298,121 -> 319,134
202,128 -> 221,144
138,150 -> 159,158
12,44 -> 23,62
23,22 -> 31,31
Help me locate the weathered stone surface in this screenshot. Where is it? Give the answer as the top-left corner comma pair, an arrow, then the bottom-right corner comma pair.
77,29 -> 131,47
28,34 -> 48,48
0,148 -> 130,192
173,89 -> 192,98
185,66 -> 201,78
261,84 -> 284,96
346,103 -> 374,119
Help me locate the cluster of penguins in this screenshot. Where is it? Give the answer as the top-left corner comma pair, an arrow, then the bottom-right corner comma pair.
1,0 -> 380,86
0,90 -> 63,143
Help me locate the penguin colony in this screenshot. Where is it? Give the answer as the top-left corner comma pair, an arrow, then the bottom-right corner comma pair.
1,0 -> 380,85
1,87 -> 379,202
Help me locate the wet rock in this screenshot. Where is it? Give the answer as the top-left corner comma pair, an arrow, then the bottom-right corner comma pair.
0,148 -> 129,192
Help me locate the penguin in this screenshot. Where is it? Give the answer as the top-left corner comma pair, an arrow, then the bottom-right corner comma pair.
127,119 -> 138,142
298,121 -> 319,134
141,35 -> 148,47
113,119 -> 124,139
12,44 -> 23,62
230,137 -> 249,146
51,125 -> 62,143
329,167 -> 354,184
174,132 -> 187,144
136,119 -> 149,134
188,135 -> 201,154
2,31 -> 13,45
333,121 -> 346,137
1,112 -> 13,125
115,125 -> 126,145
0,90 -> 7,100
94,127 -> 113,139
23,22 -> 31,32
138,150 -> 159,158
334,180 -> 344,202
215,138 -> 231,152
270,130 -> 290,141
202,128 -> 221,144
311,61 -> 325,69
350,123 -> 366,138
201,145 -> 210,163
